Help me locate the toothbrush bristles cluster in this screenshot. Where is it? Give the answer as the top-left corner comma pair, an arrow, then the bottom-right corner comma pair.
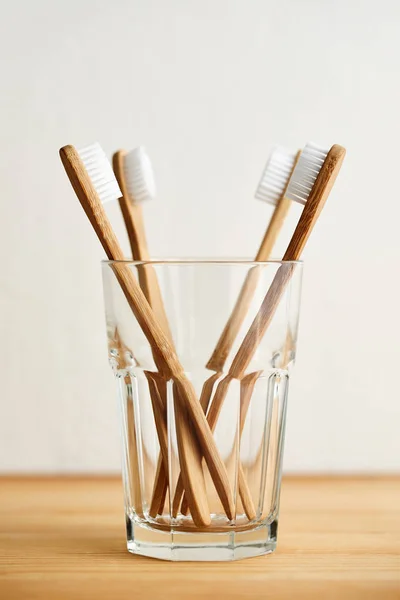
255,147 -> 296,205
123,147 -> 157,204
285,143 -> 329,205
78,143 -> 121,205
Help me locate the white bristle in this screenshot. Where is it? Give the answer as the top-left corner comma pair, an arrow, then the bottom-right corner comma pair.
78,142 -> 122,205
123,147 -> 156,204
255,147 -> 297,206
285,142 -> 329,205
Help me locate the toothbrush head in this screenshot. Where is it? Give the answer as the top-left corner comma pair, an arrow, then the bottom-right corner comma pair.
255,147 -> 297,206
123,146 -> 156,204
285,143 -> 330,205
78,143 -> 122,205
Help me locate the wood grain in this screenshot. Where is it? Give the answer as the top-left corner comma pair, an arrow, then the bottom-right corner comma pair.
255,195 -> 292,261
193,145 -> 345,525
178,372 -> 221,517
197,152 -> 300,516
112,332 -> 144,516
124,378 -> 144,518
206,151 -> 300,374
229,144 -> 346,379
174,376 -> 235,521
206,266 -> 261,372
113,150 -> 174,515
238,463 -> 256,521
112,150 -> 173,343
145,373 -> 169,478
172,376 -> 237,519
147,374 -> 169,519
1,476 -> 399,600
177,372 -> 257,522
59,145 -> 178,378
173,383 -> 211,526
113,151 -> 150,261
59,145 -> 234,522
149,457 -> 168,519
203,144 -> 346,435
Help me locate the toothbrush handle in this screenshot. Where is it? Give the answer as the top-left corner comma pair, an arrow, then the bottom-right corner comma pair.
206,266 -> 261,372
180,372 -> 259,520
202,145 -> 346,489
113,150 -> 173,342
205,152 -> 301,374
229,144 -> 346,380
60,146 -> 174,375
255,196 -> 292,262
60,145 -> 235,523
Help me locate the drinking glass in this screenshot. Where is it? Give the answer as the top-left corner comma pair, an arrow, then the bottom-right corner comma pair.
102,259 -> 303,561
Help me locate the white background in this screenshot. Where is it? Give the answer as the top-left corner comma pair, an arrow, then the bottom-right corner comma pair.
1,0 -> 399,473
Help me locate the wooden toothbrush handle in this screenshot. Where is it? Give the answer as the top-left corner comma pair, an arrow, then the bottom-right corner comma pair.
200,145 -> 346,505
139,264 -> 173,342
206,152 -> 300,374
115,149 -> 212,522
60,145 -> 235,524
149,374 -> 215,528
195,154 -> 300,515
125,380 -> 144,518
114,334 -> 144,517
60,145 -> 180,376
255,196 -> 292,261
229,144 -> 346,380
145,373 -> 169,484
113,150 -> 150,261
114,149 -> 174,516
146,372 -> 211,527
173,382 -> 211,527
114,272 -> 235,522
113,151 -> 173,342
206,267 -> 261,372
172,372 -> 221,517
178,373 -> 259,521
228,265 -> 295,379
283,145 -> 346,260
149,456 -> 168,518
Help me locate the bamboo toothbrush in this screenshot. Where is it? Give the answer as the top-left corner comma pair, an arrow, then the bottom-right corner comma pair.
112,148 -> 173,341
59,143 -> 235,527
205,143 -> 346,436
255,147 -> 300,258
177,142 -> 345,519
206,147 -> 300,374
111,329 -> 144,518
113,147 -> 173,517
174,147 -> 300,518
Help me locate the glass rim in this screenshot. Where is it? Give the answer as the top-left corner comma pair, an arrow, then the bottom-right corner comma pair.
101,257 -> 303,266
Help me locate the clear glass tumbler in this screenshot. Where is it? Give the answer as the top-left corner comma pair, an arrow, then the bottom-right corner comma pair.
102,259 -> 303,561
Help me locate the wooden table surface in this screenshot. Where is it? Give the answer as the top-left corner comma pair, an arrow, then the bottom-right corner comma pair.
0,476 -> 399,599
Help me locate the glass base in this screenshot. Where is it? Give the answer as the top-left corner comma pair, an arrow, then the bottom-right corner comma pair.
126,516 -> 278,561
